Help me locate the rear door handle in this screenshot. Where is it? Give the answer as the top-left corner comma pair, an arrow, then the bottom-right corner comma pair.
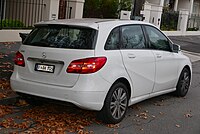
128,54 -> 136,59
156,54 -> 162,58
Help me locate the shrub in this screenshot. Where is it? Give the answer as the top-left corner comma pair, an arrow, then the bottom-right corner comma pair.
161,11 -> 179,31
187,27 -> 199,31
0,19 -> 24,28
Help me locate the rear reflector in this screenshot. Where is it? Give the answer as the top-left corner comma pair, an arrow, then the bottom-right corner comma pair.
14,51 -> 25,67
67,57 -> 107,74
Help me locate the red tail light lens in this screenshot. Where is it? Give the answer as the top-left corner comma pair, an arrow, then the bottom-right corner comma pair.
67,57 -> 107,74
14,51 -> 25,67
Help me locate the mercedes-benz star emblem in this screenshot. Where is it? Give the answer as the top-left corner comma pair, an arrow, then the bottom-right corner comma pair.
42,52 -> 46,59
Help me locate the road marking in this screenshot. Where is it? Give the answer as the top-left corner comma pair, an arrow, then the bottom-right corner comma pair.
182,50 -> 200,63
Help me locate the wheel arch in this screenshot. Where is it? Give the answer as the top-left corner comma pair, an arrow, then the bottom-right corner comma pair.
110,77 -> 132,100
176,64 -> 192,87
175,64 -> 192,97
98,77 -> 132,123
178,64 -> 192,80
184,65 -> 192,77
177,57 -> 192,82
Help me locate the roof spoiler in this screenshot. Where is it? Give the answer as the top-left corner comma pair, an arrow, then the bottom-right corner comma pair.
19,33 -> 29,42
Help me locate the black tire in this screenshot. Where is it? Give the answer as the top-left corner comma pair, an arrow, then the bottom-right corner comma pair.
98,82 -> 129,124
175,68 -> 191,97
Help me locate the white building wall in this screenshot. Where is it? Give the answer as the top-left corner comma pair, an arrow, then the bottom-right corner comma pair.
43,0 -> 59,20
146,0 -> 164,6
142,2 -> 163,28
177,0 -> 190,10
68,0 -> 85,19
146,0 -> 160,5
193,1 -> 200,14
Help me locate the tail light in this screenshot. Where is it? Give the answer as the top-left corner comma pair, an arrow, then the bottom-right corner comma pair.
67,57 -> 107,74
14,51 -> 25,67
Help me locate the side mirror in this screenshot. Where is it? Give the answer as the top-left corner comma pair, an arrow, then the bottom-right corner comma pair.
172,43 -> 181,53
19,33 -> 29,42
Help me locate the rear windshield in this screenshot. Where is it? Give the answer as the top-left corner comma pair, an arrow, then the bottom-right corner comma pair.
23,25 -> 97,49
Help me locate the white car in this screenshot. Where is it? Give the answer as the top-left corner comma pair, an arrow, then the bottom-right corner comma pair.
11,19 -> 192,124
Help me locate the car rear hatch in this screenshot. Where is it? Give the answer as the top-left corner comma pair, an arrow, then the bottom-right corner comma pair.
17,24 -> 97,87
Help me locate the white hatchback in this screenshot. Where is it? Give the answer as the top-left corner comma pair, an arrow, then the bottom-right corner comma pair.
11,19 -> 192,124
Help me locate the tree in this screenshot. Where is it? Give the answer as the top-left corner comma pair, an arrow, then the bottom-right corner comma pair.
119,0 -> 132,11
100,0 -> 119,18
83,0 -> 101,18
83,0 -> 132,19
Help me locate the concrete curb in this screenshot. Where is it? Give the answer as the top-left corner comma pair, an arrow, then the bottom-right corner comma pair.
182,50 -> 200,56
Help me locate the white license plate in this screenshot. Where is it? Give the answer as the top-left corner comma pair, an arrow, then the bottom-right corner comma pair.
35,64 -> 55,73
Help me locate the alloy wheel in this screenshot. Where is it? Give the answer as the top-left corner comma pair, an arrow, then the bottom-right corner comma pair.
180,71 -> 190,95
110,87 -> 128,120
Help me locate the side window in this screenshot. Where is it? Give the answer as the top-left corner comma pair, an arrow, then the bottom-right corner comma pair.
121,25 -> 145,49
145,26 -> 171,51
105,27 -> 120,50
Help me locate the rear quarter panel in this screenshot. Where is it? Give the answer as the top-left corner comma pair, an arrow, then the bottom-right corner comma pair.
94,23 -> 134,98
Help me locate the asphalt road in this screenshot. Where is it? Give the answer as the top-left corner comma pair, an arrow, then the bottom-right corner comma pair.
0,37 -> 200,133
169,36 -> 200,53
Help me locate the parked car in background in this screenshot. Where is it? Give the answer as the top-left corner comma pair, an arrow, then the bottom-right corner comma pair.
11,19 -> 192,124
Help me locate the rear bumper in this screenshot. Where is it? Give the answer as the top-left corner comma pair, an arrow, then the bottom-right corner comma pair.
10,71 -> 111,111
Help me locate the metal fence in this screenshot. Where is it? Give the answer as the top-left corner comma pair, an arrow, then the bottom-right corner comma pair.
187,14 -> 200,31
161,11 -> 179,31
0,0 -> 45,29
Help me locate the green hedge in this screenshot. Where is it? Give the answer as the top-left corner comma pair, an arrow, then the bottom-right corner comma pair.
161,10 -> 179,31
0,19 -> 24,28
187,27 -> 199,31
